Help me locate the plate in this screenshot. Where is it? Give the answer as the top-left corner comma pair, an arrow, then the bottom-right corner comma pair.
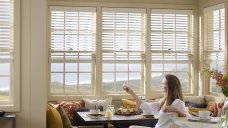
87,114 -> 104,119
115,110 -> 142,116
89,114 -> 103,116
142,114 -> 154,118
198,116 -> 211,120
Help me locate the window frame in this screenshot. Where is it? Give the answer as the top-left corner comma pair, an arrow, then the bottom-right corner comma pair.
0,0 -> 20,112
150,9 -> 194,94
48,6 -> 96,97
202,3 -> 226,95
101,7 -> 146,95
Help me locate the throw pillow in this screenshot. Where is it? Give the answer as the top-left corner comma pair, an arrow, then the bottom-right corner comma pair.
56,105 -> 72,128
121,99 -> 137,108
207,101 -> 218,117
185,101 -> 207,108
47,104 -> 63,128
83,97 -> 112,111
58,101 -> 83,125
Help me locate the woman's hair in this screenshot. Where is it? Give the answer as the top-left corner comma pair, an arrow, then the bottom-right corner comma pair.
165,74 -> 183,106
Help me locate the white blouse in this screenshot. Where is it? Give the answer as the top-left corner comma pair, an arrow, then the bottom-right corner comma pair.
139,99 -> 188,128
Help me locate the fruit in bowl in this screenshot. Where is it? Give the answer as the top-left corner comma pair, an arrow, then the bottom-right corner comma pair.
115,106 -> 139,115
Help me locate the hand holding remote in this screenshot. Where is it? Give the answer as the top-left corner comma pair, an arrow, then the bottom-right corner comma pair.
122,83 -> 129,92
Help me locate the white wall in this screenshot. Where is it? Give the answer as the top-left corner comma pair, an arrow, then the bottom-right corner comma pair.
17,0 -> 47,128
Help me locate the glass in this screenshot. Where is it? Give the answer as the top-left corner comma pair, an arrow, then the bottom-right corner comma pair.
108,105 -> 115,115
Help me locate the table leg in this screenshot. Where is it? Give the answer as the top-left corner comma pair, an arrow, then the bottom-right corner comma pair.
12,117 -> 16,128
104,123 -> 108,128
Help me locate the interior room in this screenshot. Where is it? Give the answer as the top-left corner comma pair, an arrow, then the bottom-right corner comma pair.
0,0 -> 227,128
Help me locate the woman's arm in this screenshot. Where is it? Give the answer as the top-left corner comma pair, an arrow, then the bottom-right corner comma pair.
123,84 -> 142,106
163,100 -> 187,117
163,106 -> 186,117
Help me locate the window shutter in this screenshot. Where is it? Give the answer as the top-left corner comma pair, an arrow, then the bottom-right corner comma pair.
204,4 -> 225,67
0,0 -> 13,63
151,9 -> 193,64
102,8 -> 146,63
50,7 -> 96,63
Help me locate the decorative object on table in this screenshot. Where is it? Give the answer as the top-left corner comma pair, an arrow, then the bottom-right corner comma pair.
203,64 -> 228,127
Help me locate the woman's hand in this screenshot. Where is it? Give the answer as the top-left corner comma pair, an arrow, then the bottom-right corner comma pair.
122,83 -> 134,95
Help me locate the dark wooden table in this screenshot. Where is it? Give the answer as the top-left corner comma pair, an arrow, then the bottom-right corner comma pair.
77,112 -> 158,128
0,114 -> 16,128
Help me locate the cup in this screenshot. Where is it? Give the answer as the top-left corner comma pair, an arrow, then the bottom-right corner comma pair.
143,110 -> 152,115
198,110 -> 210,119
90,109 -> 100,115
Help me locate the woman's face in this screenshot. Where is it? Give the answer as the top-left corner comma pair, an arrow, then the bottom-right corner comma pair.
161,77 -> 168,93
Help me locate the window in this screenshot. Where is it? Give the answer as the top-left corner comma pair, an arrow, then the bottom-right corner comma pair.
48,4 -> 197,99
203,4 -> 225,93
102,8 -> 146,94
151,9 -> 194,92
49,7 -> 96,96
0,0 -> 20,111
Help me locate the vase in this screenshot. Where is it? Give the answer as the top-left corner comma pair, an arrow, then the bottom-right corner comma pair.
221,97 -> 228,127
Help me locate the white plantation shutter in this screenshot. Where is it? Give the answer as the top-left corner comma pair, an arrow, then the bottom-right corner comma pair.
151,9 -> 193,63
151,9 -> 193,91
204,4 -> 225,68
203,4 -> 225,93
0,0 -> 13,63
49,6 -> 96,95
102,8 -> 146,93
102,8 -> 146,63
50,7 -> 96,63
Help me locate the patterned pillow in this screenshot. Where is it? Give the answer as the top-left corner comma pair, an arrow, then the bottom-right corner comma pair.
58,101 -> 83,125
207,101 -> 218,117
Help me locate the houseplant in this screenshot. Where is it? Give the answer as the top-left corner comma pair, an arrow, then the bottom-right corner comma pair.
204,64 -> 228,97
204,64 -> 228,127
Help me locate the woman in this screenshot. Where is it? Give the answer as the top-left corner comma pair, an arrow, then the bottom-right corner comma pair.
123,74 -> 188,128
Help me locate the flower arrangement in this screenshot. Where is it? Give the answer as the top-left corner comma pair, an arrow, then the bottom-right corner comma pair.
203,64 -> 228,96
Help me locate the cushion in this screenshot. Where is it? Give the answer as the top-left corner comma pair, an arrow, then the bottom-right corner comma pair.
56,105 -> 72,128
184,96 -> 205,104
185,101 -> 207,108
47,104 -> 63,128
207,101 -> 218,117
58,101 -> 83,125
83,98 -> 112,111
121,99 -> 137,108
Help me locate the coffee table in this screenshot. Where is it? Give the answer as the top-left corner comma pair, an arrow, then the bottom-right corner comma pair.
76,111 -> 158,128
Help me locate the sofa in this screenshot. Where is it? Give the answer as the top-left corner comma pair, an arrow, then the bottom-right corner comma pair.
47,95 -> 225,128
